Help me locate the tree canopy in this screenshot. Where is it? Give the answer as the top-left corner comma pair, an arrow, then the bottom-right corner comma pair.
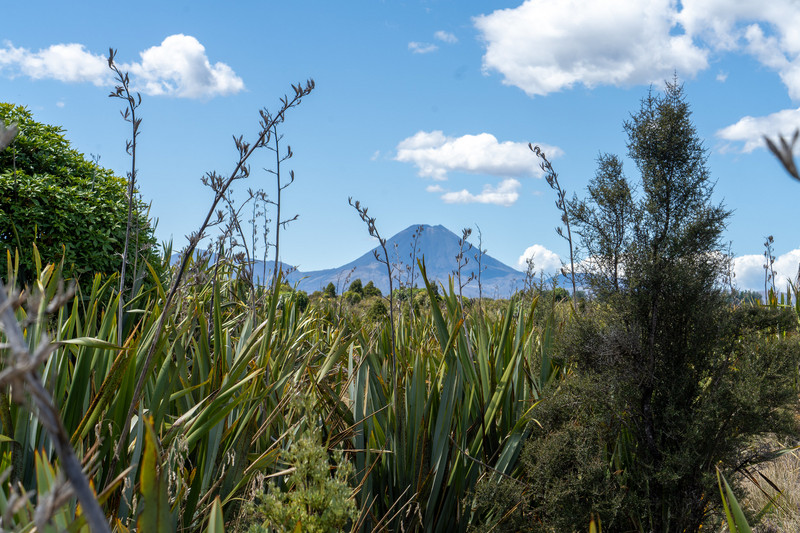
0,103 -> 160,285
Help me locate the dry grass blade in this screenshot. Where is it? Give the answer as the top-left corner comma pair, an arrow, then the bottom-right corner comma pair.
765,129 -> 800,181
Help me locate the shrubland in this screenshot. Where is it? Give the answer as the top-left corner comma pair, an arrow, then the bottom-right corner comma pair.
0,66 -> 798,533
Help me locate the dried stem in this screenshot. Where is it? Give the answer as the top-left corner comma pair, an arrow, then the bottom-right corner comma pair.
107,49 -> 142,347
530,143 -> 577,303
0,281 -> 110,533
105,79 -> 314,489
347,199 -> 399,419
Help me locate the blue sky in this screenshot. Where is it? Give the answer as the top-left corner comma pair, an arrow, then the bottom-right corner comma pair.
2,1 -> 800,292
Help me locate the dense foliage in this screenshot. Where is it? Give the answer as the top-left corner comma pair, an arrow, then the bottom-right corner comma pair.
473,79 -> 800,533
0,82 -> 798,533
0,103 -> 159,285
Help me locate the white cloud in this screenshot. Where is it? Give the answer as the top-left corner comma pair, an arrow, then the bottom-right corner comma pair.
441,178 -> 521,206
0,35 -> 244,99
517,244 -> 563,274
677,1 -> 800,97
473,0 -> 709,97
56,101 -> 65,108
473,0 -> 800,100
408,42 -> 438,54
716,107 -> 800,153
426,184 -> 444,193
0,42 -> 109,85
716,71 -> 728,82
395,130 -> 562,180
125,34 -> 244,98
434,31 -> 458,44
734,249 -> 800,291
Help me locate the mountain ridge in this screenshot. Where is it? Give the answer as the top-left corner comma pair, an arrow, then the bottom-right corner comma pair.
173,224 -> 528,298
291,224 -> 524,297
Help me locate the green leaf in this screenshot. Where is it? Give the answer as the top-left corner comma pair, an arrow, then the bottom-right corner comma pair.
137,417 -> 172,532
204,497 -> 225,533
717,467 -> 753,533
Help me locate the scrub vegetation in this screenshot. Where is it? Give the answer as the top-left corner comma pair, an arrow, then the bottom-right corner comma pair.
0,60 -> 798,533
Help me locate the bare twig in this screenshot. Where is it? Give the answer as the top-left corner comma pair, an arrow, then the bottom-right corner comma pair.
765,129 -> 800,181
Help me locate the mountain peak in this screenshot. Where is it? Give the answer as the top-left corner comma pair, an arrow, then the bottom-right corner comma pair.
293,223 -> 523,297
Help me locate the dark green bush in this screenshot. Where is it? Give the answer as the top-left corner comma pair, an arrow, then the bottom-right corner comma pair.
0,103 -> 160,285
363,280 -> 381,298
365,299 -> 388,322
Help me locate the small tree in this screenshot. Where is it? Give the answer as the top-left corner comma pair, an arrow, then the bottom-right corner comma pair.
570,153 -> 635,294
348,278 -> 363,296
363,280 -> 381,298
323,282 -> 336,298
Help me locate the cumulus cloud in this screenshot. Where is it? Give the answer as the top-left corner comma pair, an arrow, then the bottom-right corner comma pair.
473,0 -> 709,97
473,0 -> 800,101
440,178 -> 521,206
126,34 -> 244,98
0,35 -> 244,99
0,42 -> 109,85
517,244 -> 563,274
734,249 -> 800,291
408,42 -> 438,54
434,31 -> 458,44
426,184 -> 445,193
716,107 -> 800,153
395,130 -> 561,180
678,1 -> 800,97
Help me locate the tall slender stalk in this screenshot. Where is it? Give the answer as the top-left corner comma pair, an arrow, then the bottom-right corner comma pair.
454,227 -> 474,314
104,78 -> 314,489
531,143 -> 577,303
267,123 -> 299,288
348,199 -> 400,425
407,225 -> 424,320
474,224 -> 487,316
107,50 -> 142,347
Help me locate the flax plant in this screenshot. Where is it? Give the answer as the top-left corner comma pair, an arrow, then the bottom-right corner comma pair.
106,79 -> 315,491
107,50 -> 142,348
530,144 -> 578,303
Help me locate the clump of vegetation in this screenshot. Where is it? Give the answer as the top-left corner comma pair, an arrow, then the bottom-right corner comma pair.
242,423 -> 357,533
471,78 -> 800,533
0,103 -> 160,286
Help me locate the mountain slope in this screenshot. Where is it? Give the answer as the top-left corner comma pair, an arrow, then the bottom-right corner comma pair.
295,224 -> 524,298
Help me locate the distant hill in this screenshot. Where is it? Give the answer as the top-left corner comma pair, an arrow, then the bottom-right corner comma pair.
170,225 -> 530,298
169,250 -> 297,286
293,224 -> 525,298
